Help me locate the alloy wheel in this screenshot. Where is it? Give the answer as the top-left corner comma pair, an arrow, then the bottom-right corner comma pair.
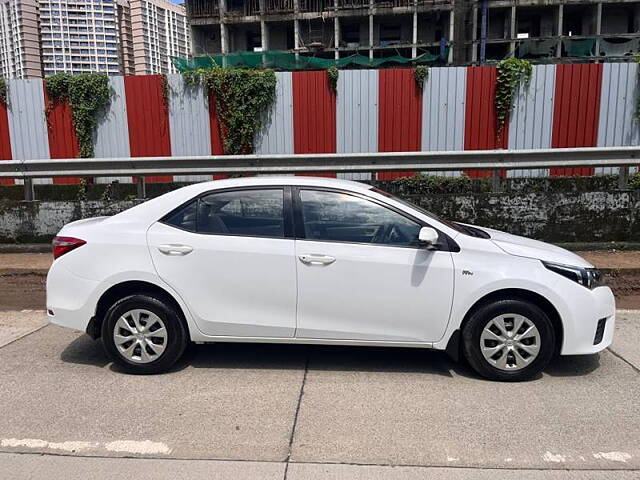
113,309 -> 168,364
479,314 -> 541,371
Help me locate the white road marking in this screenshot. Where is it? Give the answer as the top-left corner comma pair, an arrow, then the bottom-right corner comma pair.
1,438 -> 171,455
104,440 -> 171,455
2,439 -> 48,449
594,451 -> 632,463
47,441 -> 98,452
542,451 -> 567,463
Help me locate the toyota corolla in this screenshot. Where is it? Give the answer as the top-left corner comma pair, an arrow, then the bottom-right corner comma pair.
46,177 -> 615,381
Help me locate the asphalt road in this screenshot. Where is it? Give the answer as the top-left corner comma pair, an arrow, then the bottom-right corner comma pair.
0,310 -> 638,479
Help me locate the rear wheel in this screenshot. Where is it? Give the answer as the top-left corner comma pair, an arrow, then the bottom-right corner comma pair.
101,294 -> 188,374
462,299 -> 555,381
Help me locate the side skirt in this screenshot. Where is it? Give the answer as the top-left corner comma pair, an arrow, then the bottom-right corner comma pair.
192,335 -> 436,350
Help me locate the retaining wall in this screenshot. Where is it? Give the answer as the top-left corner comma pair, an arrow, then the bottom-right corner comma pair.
1,190 -> 638,243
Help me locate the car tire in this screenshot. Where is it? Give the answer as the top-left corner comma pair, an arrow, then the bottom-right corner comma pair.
462,299 -> 555,382
101,294 -> 188,374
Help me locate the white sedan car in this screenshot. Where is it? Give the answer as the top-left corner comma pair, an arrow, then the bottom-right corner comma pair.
47,177 -> 615,381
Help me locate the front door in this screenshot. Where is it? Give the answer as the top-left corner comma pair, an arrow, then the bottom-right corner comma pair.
294,188 -> 455,343
147,187 -> 297,338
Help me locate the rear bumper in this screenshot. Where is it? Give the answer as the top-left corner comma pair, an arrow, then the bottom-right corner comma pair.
46,261 -> 98,333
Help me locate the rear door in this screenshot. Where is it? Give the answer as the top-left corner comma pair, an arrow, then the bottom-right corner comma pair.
293,188 -> 455,342
147,187 -> 297,338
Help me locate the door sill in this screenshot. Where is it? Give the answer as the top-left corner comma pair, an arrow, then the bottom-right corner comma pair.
192,334 -> 435,349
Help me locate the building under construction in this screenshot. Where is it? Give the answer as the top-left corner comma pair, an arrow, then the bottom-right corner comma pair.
186,0 -> 640,65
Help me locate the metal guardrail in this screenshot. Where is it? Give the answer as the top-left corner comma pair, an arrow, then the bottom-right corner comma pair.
0,146 -> 638,200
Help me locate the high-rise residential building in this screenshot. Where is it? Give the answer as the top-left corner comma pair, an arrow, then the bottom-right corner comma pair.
39,0 -> 121,76
129,0 -> 190,74
0,0 -> 42,78
0,0 -> 190,78
116,0 -> 134,74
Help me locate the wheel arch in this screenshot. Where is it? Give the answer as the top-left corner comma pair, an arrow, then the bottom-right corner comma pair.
88,280 -> 189,339
458,288 -> 564,355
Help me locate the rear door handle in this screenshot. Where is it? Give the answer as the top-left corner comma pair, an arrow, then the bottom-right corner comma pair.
158,244 -> 193,256
298,254 -> 336,266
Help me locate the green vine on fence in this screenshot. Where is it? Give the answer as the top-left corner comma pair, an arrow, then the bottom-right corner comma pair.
495,58 -> 532,140
414,66 -> 429,90
160,74 -> 170,111
45,73 -> 111,158
327,66 -> 338,93
183,67 -> 277,155
76,178 -> 88,201
0,77 -> 7,106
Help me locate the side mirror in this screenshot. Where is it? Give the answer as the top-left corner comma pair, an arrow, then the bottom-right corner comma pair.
418,227 -> 439,249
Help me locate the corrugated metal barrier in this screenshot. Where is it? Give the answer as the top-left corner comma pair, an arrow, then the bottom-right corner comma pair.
0,65 -> 638,185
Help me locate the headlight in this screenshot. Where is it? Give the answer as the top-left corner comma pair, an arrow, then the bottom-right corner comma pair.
542,261 -> 605,289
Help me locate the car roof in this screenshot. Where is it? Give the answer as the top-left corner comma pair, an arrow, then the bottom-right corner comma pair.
107,176 -> 375,226
194,175 -> 374,193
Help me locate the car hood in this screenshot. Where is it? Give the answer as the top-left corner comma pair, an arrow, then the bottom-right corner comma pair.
477,226 -> 593,268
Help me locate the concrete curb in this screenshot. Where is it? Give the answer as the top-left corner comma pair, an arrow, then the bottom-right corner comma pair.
556,242 -> 640,252
0,270 -> 49,276
601,268 -> 640,275
0,244 -> 50,253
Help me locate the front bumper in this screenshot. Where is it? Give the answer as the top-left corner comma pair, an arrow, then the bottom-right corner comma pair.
559,285 -> 616,356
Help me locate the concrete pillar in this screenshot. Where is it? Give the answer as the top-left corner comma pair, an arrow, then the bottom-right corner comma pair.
510,5 -> 516,57
294,0 -> 300,58
556,4 -> 563,57
334,0 -> 340,59
219,0 -> 228,55
369,0 -> 374,59
595,2 -> 602,58
479,0 -> 487,64
471,5 -> 478,63
260,0 -> 269,51
261,21 -> 269,51
412,1 -> 418,58
448,9 -> 454,63
452,0 -> 471,65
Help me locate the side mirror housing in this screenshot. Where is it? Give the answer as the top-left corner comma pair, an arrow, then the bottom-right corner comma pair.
418,227 -> 440,249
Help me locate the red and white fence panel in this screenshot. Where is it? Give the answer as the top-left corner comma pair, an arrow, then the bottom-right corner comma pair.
0,63 -> 638,185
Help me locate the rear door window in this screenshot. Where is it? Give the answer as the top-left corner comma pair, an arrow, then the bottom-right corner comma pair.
163,188 -> 286,238
197,189 -> 285,237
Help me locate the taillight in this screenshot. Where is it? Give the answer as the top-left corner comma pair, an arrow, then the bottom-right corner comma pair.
52,236 -> 86,259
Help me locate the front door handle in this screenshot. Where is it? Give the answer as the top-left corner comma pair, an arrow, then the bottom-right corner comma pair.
298,254 -> 336,266
158,244 -> 193,256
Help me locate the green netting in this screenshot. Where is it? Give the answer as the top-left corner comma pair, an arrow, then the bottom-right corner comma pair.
563,38 -> 596,57
516,39 -> 557,59
172,49 -> 448,72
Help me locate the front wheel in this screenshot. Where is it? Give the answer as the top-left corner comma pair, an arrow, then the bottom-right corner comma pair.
101,294 -> 188,374
462,299 -> 555,381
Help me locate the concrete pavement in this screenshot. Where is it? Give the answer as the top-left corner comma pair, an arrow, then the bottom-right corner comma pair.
0,310 -> 47,348
0,310 -> 638,479
1,453 -> 638,480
